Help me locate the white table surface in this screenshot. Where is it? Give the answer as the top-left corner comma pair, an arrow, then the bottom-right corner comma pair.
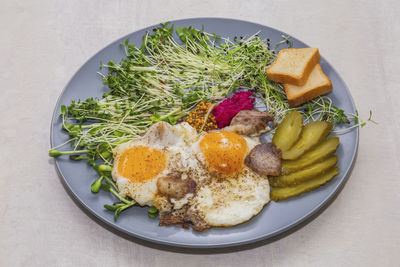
1,0 -> 399,266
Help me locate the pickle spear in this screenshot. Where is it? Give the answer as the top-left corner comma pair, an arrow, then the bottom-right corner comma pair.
272,110 -> 303,152
269,155 -> 338,187
282,121 -> 333,160
282,137 -> 340,174
270,166 -> 339,202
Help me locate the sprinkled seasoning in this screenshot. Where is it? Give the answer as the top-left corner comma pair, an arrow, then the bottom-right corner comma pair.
185,102 -> 218,132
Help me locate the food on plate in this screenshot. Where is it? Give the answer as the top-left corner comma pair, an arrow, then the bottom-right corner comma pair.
222,110 -> 274,136
282,137 -> 339,174
212,91 -> 254,128
157,175 -> 197,199
50,23 -> 365,225
266,48 -> 321,86
193,131 -> 259,175
245,142 -> 282,176
185,168 -> 270,230
282,121 -> 333,160
283,64 -> 333,107
269,111 -> 340,201
272,110 -> 303,152
112,121 -> 273,231
185,102 -> 218,132
270,166 -> 339,201
269,155 -> 338,187
112,122 -> 198,207
266,47 -> 334,107
184,130 -> 270,231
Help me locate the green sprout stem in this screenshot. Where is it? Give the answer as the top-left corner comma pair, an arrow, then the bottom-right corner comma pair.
110,187 -> 133,205
104,176 -> 118,192
49,149 -> 89,158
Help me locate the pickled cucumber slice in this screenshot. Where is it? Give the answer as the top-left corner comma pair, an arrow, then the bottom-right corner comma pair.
282,137 -> 340,174
270,166 -> 339,202
282,121 -> 333,160
272,110 -> 303,152
269,155 -> 338,187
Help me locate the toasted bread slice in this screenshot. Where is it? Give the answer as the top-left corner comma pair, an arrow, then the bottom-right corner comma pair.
266,48 -> 321,86
283,64 -> 332,107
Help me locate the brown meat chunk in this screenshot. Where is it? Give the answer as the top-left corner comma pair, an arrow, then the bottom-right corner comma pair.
245,142 -> 282,176
159,209 -> 189,229
156,174 -> 196,199
223,110 -> 274,136
159,206 -> 210,232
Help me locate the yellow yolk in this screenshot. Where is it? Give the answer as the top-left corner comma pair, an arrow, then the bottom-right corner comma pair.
117,146 -> 166,182
199,131 -> 247,175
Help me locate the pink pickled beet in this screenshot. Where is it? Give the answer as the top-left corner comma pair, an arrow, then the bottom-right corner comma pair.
213,91 -> 254,128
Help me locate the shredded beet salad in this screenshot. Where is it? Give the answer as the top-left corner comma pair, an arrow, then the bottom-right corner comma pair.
212,91 -> 255,128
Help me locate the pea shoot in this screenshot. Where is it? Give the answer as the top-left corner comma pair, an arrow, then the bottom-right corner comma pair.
48,149 -> 89,158
148,206 -> 158,219
91,176 -> 103,193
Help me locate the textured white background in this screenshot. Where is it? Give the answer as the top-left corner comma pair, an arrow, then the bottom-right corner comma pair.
1,0 -> 399,266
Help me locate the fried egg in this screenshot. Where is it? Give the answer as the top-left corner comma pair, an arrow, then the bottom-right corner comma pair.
187,131 -> 270,228
111,122 -> 197,208
189,171 -> 270,227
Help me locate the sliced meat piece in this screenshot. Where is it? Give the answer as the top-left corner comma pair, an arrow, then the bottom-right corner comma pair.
245,142 -> 282,176
159,208 -> 189,229
185,207 -> 210,232
159,207 -> 210,231
158,206 -> 211,232
156,174 -> 196,199
223,110 -> 274,136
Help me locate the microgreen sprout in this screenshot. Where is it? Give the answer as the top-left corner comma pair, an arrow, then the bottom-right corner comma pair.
104,201 -> 135,221
148,206 -> 158,219
48,149 -> 89,158
103,186 -> 135,221
98,164 -> 112,174
95,171 -> 135,221
91,176 -> 104,193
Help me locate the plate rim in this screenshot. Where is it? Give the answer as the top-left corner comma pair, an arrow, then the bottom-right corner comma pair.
50,17 -> 359,248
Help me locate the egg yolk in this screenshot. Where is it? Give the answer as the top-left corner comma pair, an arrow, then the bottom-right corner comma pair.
199,131 -> 247,175
117,146 -> 166,182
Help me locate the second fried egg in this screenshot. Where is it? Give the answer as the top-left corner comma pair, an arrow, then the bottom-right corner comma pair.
187,131 -> 270,229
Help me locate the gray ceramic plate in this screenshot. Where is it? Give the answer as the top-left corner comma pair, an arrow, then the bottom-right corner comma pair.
50,18 -> 358,248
